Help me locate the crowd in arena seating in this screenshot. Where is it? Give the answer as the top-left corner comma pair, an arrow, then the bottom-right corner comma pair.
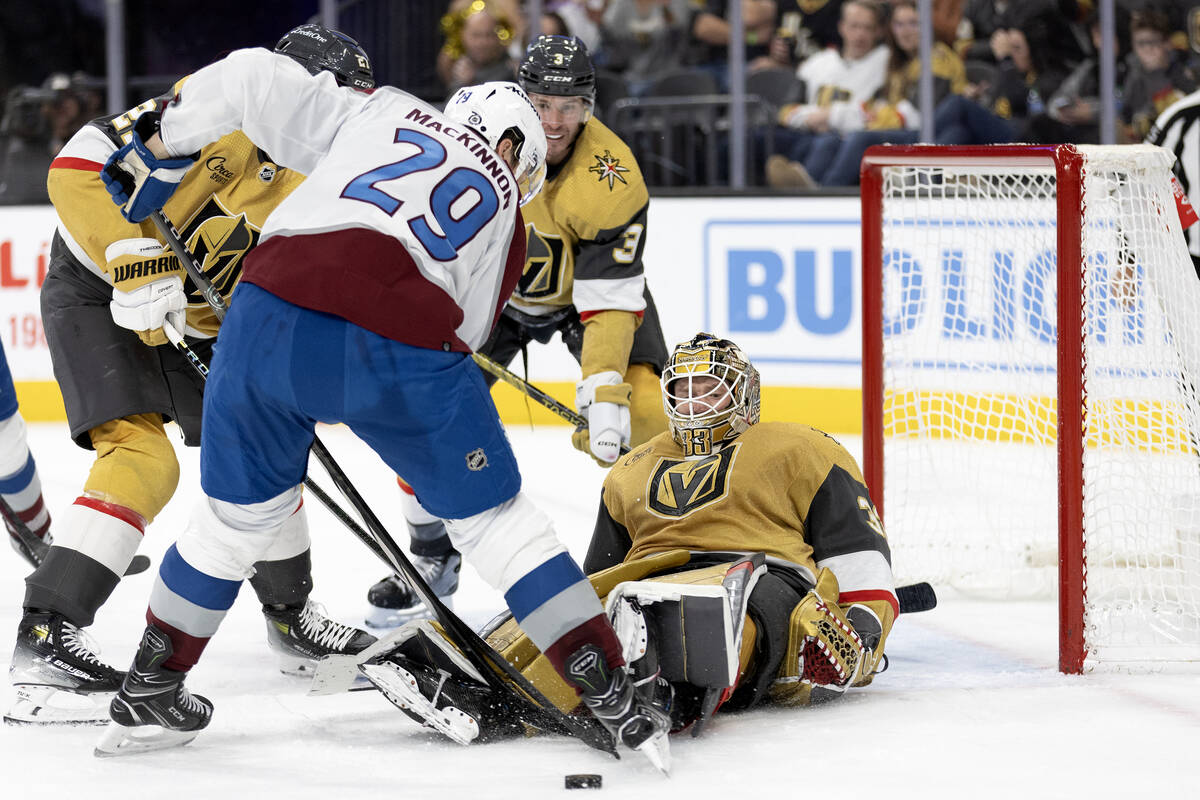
5,0 -> 1200,198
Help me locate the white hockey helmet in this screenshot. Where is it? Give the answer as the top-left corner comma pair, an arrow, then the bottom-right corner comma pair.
445,81 -> 547,207
661,333 -> 761,458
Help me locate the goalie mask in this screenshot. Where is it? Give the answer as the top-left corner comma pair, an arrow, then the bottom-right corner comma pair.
445,82 -> 548,207
275,24 -> 375,90
661,333 -> 761,458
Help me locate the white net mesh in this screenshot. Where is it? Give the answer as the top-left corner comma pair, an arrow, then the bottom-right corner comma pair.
875,145 -> 1200,668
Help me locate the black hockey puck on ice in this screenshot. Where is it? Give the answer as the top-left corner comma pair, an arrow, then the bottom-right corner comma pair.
565,774 -> 602,789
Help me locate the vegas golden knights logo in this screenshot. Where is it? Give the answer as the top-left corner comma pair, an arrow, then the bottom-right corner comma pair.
647,444 -> 739,518
519,224 -> 566,300
176,198 -> 260,302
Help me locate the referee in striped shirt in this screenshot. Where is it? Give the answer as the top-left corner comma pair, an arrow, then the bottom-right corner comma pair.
1148,89 -> 1200,275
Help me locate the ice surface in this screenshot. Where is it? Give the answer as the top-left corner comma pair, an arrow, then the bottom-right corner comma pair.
2,423 -> 1197,798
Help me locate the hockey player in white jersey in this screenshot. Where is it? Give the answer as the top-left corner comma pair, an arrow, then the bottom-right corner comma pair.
90,48 -> 669,765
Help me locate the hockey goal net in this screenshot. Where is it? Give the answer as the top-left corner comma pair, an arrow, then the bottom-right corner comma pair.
861,144 -> 1200,673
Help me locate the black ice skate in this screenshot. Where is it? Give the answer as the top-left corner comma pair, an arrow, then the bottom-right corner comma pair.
358,620 -> 524,744
263,599 -> 377,676
94,625 -> 212,757
365,550 -> 461,628
6,610 -> 124,725
566,644 -> 672,774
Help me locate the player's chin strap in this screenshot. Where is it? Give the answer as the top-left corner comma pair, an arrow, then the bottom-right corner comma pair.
153,215 -> 617,757
471,352 -> 631,456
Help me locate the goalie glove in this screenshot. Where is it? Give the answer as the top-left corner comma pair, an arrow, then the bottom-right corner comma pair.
573,371 -> 631,466
100,121 -> 195,223
777,568 -> 872,705
106,238 -> 187,347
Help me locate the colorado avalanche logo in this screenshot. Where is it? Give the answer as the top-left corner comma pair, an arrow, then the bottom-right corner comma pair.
588,150 -> 629,190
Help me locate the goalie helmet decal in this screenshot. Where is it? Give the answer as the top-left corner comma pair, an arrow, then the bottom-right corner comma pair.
661,333 -> 761,458
274,24 -> 375,90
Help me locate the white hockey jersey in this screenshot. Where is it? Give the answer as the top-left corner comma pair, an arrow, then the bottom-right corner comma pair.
158,48 -> 526,352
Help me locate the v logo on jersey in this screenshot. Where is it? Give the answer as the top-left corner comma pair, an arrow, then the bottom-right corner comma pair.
647,444 -> 739,518
588,150 -> 629,190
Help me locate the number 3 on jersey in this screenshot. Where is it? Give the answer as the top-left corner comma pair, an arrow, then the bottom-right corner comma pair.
342,128 -> 498,261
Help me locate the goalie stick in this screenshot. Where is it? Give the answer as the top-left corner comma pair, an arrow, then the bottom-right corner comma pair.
1,495 -> 151,575
149,219 -> 618,756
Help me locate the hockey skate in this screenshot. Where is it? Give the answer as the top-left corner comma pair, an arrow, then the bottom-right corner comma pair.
365,549 -> 461,628
263,599 -> 377,676
95,625 -> 212,757
566,644 -> 672,774
6,610 -> 124,725
2,497 -> 50,569
358,620 -> 524,744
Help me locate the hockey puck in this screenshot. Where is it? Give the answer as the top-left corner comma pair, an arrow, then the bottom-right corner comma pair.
565,774 -> 602,789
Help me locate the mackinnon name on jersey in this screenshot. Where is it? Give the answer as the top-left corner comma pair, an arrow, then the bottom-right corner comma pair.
404,108 -> 514,209
110,254 -> 180,284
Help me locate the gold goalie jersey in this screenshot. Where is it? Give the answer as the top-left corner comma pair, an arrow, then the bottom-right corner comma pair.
511,116 -> 649,317
481,421 -> 899,715
602,422 -> 899,627
46,80 -> 305,339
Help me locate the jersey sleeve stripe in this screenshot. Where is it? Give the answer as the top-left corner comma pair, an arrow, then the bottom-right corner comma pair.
573,274 -> 647,314
579,309 -> 644,323
838,588 -> 900,619
49,156 -> 103,172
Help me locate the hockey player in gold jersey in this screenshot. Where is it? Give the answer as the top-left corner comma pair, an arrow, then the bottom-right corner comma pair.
367,34 -> 672,627
8,25 -> 378,726
357,333 -> 899,739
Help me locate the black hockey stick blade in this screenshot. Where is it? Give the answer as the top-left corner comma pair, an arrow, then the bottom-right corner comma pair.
897,582 -> 937,614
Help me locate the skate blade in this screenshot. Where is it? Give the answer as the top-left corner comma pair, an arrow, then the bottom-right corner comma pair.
93,720 -> 200,757
635,731 -> 671,776
365,596 -> 452,630
360,661 -> 478,745
308,625 -> 417,696
4,685 -> 114,726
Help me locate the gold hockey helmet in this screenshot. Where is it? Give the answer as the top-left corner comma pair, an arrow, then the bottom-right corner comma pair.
661,333 -> 760,457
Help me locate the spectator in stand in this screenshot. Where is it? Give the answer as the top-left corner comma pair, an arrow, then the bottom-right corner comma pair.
1024,12 -> 1125,145
593,0 -> 694,97
437,0 -> 520,97
958,0 -> 1082,76
800,0 -> 968,186
1119,9 -> 1198,141
932,19 -> 1063,146
550,0 -> 605,53
766,0 -> 888,187
753,0 -> 845,71
690,0 -> 780,90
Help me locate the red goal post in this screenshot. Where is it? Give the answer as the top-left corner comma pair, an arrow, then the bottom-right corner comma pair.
860,144 -> 1200,674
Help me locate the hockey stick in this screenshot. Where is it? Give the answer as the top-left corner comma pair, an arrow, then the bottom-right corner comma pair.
471,352 -> 631,456
147,218 -> 617,753
159,321 -> 613,750
149,210 -> 227,321
1,494 -> 151,575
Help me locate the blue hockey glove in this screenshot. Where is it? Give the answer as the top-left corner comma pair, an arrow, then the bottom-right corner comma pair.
100,129 -> 195,223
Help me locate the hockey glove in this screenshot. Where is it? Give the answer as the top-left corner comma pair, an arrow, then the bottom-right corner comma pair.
776,568 -> 870,706
100,127 -> 195,223
573,371 -> 631,466
106,238 -> 187,347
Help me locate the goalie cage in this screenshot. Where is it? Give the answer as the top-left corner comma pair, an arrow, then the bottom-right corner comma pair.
860,144 -> 1200,674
